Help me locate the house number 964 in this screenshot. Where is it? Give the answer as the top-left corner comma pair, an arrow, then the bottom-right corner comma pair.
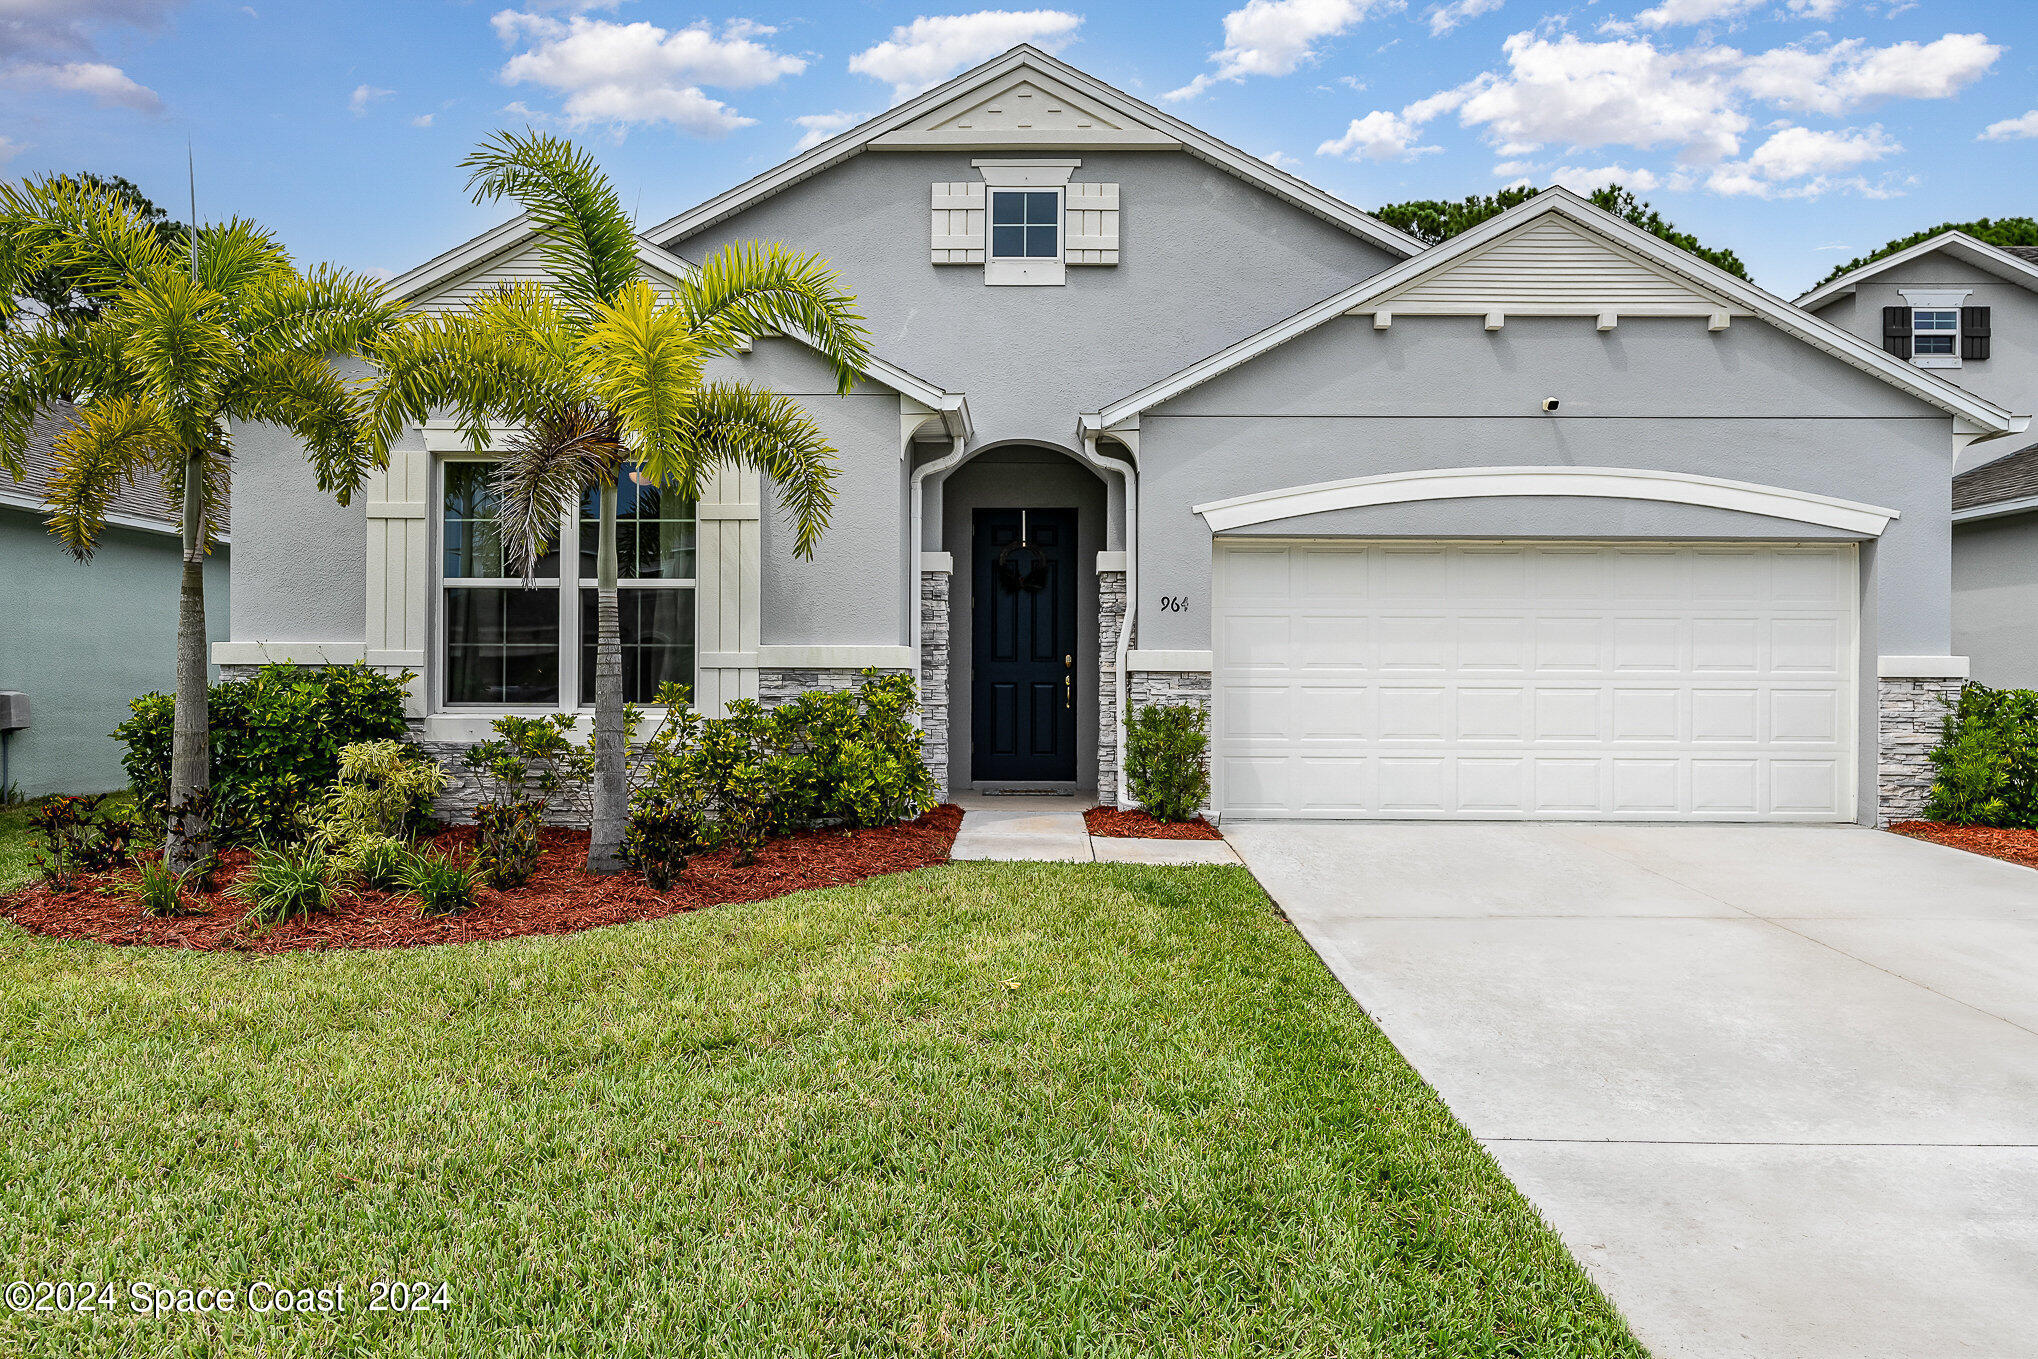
1159,595 -> 1189,613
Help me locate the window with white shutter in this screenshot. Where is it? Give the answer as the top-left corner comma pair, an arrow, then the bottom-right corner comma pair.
1065,182 -> 1119,265
930,182 -> 985,263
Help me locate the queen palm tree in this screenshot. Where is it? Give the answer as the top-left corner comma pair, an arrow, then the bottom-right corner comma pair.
372,130 -> 870,872
0,176 -> 396,873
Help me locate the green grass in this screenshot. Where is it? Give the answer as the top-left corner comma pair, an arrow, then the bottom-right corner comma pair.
0,819 -> 1640,1357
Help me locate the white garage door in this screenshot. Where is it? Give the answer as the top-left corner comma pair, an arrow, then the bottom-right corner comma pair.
1212,541 -> 1857,821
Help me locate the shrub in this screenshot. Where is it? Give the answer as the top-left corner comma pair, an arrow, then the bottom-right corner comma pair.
312,741 -> 444,845
232,844 -> 336,927
1126,703 -> 1210,823
115,664 -> 412,846
1925,683 -> 2038,825
28,794 -> 139,887
769,672 -> 936,829
128,858 -> 196,918
471,802 -> 543,889
403,851 -> 478,918
331,833 -> 414,891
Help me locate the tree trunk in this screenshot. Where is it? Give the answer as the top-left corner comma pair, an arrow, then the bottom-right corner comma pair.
166,453 -> 213,875
587,478 -> 627,872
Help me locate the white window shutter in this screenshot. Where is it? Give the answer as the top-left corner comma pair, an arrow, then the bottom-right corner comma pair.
1065,182 -> 1119,265
931,182 -> 985,263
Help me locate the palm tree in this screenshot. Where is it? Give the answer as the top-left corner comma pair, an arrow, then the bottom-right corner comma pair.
0,175 -> 396,873
372,130 -> 870,872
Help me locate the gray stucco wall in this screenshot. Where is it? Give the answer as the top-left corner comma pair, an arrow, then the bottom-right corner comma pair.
671,149 -> 1401,455
1809,253 -> 2038,474
938,446 -> 1108,789
1954,510 -> 2038,687
0,509 -> 229,796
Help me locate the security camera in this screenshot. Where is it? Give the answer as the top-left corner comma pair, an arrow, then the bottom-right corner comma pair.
1540,398 -> 1560,412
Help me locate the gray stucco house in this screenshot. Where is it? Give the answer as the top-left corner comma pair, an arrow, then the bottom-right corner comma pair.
1800,234 -> 2038,691
2,401 -> 230,797
227,46 -> 2027,826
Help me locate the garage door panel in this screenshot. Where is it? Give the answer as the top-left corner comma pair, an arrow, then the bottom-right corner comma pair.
1214,541 -> 1855,821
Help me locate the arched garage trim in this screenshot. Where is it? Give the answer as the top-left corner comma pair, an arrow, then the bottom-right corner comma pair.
1191,466 -> 1899,536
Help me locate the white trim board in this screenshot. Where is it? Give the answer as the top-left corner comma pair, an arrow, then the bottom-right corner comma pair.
755,645 -> 913,668
1955,493 -> 2038,524
1879,655 -> 1969,679
1797,230 -> 2038,310
1191,466 -> 1900,536
1086,187 -> 2022,440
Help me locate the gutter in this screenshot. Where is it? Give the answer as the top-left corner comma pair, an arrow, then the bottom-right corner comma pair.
1078,423 -> 1136,808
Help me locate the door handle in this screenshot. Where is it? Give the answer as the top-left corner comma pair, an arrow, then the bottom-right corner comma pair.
1064,654 -> 1073,709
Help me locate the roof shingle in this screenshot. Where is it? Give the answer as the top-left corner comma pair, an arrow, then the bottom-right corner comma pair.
1954,438 -> 2038,513
0,400 -> 230,535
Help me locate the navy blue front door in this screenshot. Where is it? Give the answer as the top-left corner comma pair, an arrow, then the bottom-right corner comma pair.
972,508 -> 1078,782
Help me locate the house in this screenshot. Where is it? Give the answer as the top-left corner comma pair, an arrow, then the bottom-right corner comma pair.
226,46 -> 2026,826
0,401 -> 231,797
1799,234 -> 2038,689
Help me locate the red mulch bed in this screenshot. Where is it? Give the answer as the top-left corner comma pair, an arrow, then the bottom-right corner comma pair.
1889,820 -> 2038,871
1083,806 -> 1224,840
1,805 -> 963,954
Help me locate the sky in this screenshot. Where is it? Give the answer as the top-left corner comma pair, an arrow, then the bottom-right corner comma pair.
3,0 -> 2033,296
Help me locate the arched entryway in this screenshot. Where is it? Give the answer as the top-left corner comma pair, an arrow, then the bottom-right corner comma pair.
935,445 -> 1109,795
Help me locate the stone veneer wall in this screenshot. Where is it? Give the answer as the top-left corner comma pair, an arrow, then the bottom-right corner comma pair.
919,569 -> 951,797
1096,570 -> 1125,805
1877,675 -> 1960,825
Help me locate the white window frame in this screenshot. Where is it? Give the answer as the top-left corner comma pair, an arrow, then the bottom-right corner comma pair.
975,159 -> 1076,287
1900,288 -> 1970,370
433,452 -> 697,716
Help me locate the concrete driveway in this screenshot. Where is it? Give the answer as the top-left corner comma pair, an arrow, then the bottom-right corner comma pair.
1226,821 -> 2038,1359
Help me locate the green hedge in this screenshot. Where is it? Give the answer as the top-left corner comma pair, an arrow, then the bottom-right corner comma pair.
1924,682 -> 2038,826
114,664 -> 412,845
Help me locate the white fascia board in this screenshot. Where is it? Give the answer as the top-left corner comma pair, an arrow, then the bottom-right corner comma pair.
1088,188 -> 2019,436
642,45 -> 1423,260
385,215 -> 536,307
1796,232 -> 2038,310
0,488 -> 228,543
1954,493 -> 2038,524
1878,655 -> 1970,679
1190,465 -> 1900,536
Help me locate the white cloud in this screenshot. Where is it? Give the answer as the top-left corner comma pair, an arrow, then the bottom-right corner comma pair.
492,12 -> 805,134
1980,110 -> 2038,142
1165,0 -> 1392,102
848,10 -> 1081,102
1617,0 -> 1843,30
4,59 -> 162,111
1427,0 -> 1502,37
1261,148 -> 1302,168
1544,163 -> 1663,191
1704,123 -> 1900,195
0,0 -> 171,111
349,83 -> 393,115
411,112 -> 435,128
1318,108 -> 1440,161
0,135 -> 21,163
790,109 -> 866,151
1737,32 -> 2001,115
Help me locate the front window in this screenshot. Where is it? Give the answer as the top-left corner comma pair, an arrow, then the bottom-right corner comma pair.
440,460 -> 695,709
1914,309 -> 1958,356
990,190 -> 1059,259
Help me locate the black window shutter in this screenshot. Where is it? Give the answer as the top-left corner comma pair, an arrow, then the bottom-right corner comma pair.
1962,306 -> 1991,361
1882,305 -> 1913,359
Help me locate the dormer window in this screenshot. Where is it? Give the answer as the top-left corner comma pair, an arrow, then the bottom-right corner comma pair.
1885,288 -> 1987,371
1913,308 -> 1958,356
991,190 -> 1060,260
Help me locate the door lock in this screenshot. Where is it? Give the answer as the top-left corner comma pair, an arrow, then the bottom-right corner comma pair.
1064,655 -> 1074,709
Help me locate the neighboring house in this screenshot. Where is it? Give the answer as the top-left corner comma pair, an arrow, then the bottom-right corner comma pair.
1800,234 -> 2038,689
228,46 -> 2026,826
0,401 -> 230,797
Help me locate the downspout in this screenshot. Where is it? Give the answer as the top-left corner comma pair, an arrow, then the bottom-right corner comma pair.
1079,432 -> 1135,808
909,431 -> 971,697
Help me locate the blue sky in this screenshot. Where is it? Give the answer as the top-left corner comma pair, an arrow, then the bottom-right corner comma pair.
4,0 -> 2033,294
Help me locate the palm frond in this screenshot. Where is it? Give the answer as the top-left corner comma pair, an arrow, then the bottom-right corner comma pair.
463,129 -> 641,315
188,219 -> 294,302
492,404 -> 623,583
368,289 -> 577,453
43,396 -> 181,559
669,380 -> 838,559
579,282 -> 709,479
223,350 -> 381,503
237,264 -> 400,358
0,174 -> 173,301
677,242 -> 871,395
102,269 -> 237,441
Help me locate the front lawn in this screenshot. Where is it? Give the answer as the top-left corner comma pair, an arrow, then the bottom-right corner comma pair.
1,827 -> 1639,1356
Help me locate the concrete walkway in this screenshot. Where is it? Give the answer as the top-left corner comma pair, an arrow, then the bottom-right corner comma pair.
1227,821 -> 2038,1359
948,795 -> 1240,864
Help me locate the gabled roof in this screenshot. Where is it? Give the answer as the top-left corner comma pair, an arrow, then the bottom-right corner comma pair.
1796,231 -> 2038,311
1086,187 -> 2026,440
643,45 -> 1424,259
1953,437 -> 2038,521
379,220 -> 970,442
1,400 -> 233,541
